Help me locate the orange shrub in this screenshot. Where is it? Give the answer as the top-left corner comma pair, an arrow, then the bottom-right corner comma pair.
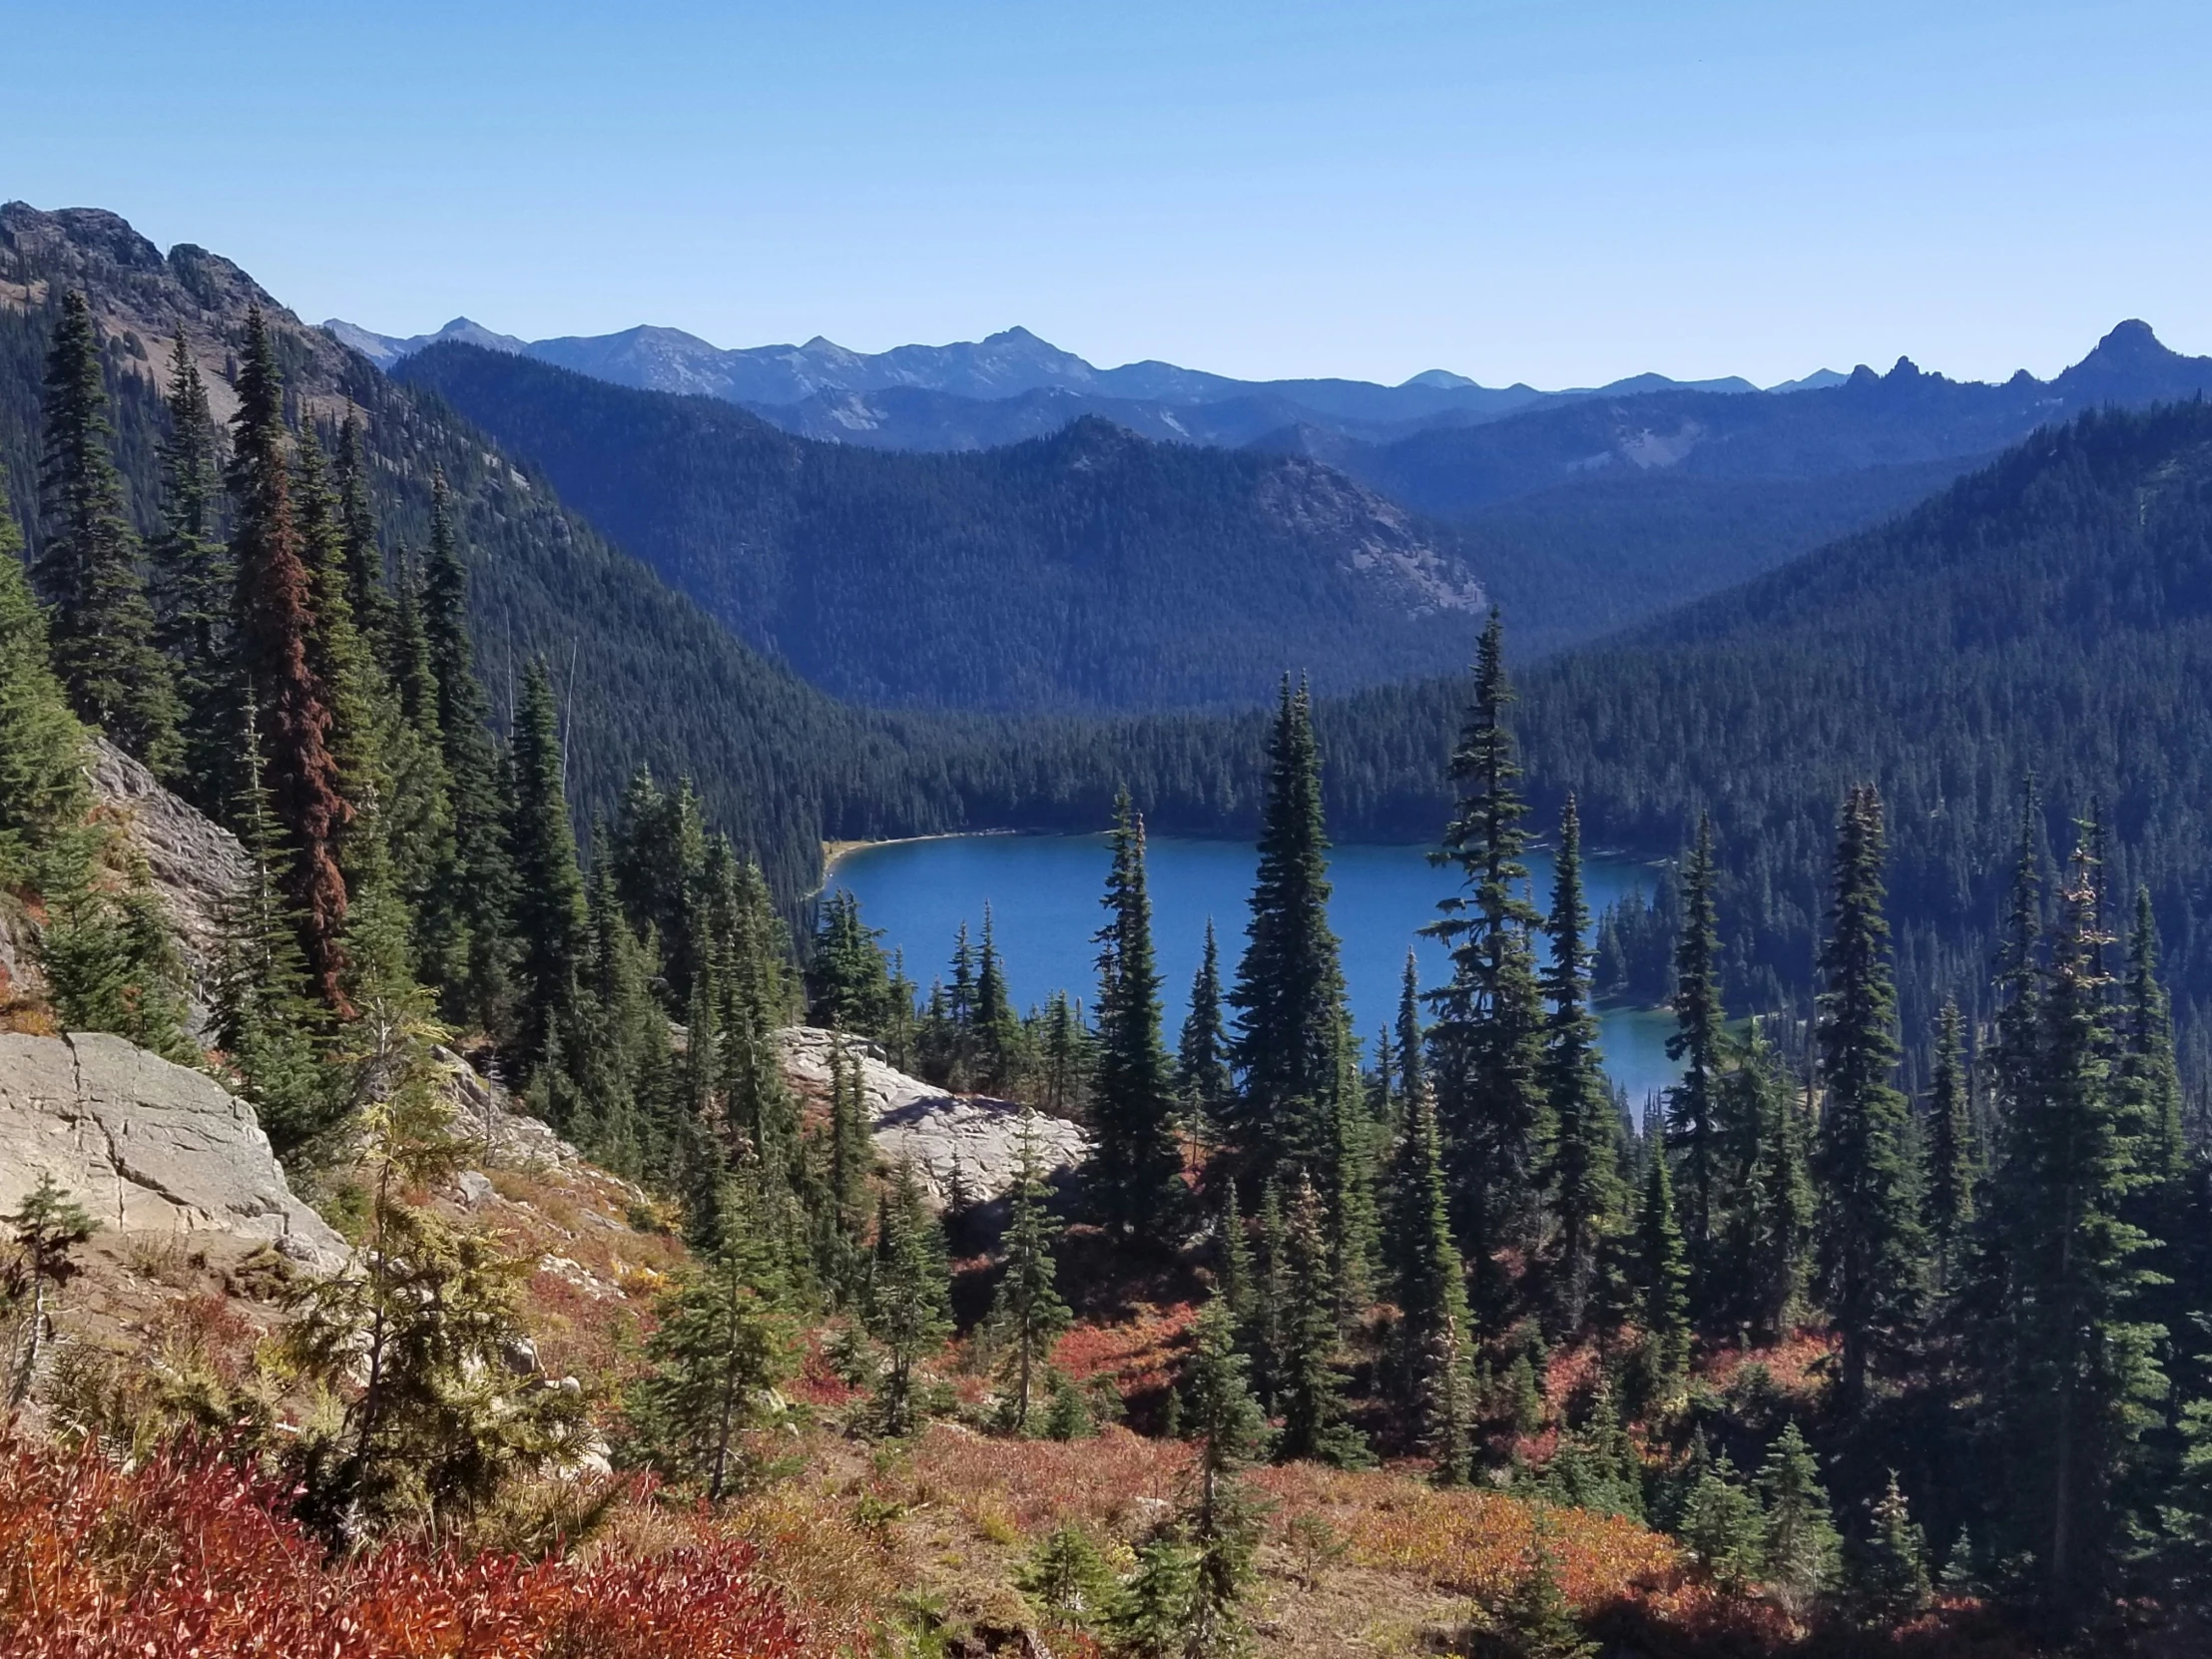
906,1424 -> 1192,1540
1252,1462 -> 1679,1610
1051,1304 -> 1197,1401
0,1439 -> 813,1658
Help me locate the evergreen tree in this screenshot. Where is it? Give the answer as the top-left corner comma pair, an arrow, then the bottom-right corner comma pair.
1386,1086 -> 1473,1479
1732,1027 -> 1815,1342
1249,1177 -> 1289,1411
35,290 -> 178,772
1426,611 -> 1548,1313
1991,842 -> 2167,1612
868,1157 -> 952,1435
1925,998 -> 1975,1296
1635,1146 -> 1691,1394
1541,796 -> 1619,1333
1090,791 -> 1184,1243
417,468 -> 515,1035
1849,1472 -> 1931,1623
2120,887 -> 2186,1188
1228,678 -> 1353,1190
1498,1522 -> 1598,1659
973,903 -> 1024,1091
629,1223 -> 798,1501
1040,988 -> 1092,1117
147,330 -> 238,812
1665,815 -> 1726,1314
1395,948 -> 1425,1116
809,887 -> 893,1035
333,412 -> 395,653
227,305 -> 352,1010
1178,918 -> 1235,1146
1679,1451 -> 1768,1592
214,708 -> 336,1152
1213,1178 -> 1252,1326
987,1108 -> 1072,1432
1812,786 -> 1924,1407
1179,1296 -> 1270,1657
1,1172 -> 99,1410
1758,1420 -> 1842,1618
505,659 -> 589,1074
1274,1175 -> 1369,1466
0,484 -> 90,889
1018,1524 -> 1117,1635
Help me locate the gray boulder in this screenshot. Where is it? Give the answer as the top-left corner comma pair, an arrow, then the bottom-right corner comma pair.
0,1031 -> 346,1270
774,1026 -> 1088,1205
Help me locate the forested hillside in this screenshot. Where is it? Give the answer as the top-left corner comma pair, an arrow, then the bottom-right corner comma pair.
394,342 -> 1486,712
0,203 -> 980,900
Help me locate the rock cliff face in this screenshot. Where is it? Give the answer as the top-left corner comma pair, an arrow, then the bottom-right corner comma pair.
775,1026 -> 1088,1204
0,1031 -> 346,1269
88,739 -> 251,1034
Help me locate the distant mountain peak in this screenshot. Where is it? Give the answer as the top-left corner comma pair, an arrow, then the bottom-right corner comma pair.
1402,368 -> 1477,390
2087,317 -> 2167,361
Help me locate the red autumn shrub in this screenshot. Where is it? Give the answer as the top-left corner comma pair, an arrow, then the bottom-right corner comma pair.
0,1439 -> 813,1658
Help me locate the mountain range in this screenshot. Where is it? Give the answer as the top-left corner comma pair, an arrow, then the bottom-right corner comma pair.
325,313 -> 1828,451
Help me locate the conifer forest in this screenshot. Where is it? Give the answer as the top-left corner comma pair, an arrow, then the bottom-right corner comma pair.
7,104 -> 2212,1659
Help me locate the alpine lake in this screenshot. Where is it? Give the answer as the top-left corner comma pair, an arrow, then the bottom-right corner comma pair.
826,832 -> 1684,1111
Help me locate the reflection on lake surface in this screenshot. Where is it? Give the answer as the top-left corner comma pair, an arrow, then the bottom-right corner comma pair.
827,833 -> 1684,1111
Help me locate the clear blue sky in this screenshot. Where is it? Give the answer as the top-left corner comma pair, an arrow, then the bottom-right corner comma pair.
11,0 -> 2208,386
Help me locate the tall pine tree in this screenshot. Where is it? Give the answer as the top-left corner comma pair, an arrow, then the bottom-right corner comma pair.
36,289 -> 177,772
1089,791 -> 1184,1244
227,305 -> 352,1010
1666,814 -> 1726,1317
1228,678 -> 1354,1191
1541,796 -> 1619,1333
1811,786 -> 1924,1408
147,330 -> 238,812
506,659 -> 590,1074
1426,610 -> 1547,1318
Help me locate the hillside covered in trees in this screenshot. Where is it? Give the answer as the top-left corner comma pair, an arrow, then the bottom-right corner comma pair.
393,341 -> 1487,713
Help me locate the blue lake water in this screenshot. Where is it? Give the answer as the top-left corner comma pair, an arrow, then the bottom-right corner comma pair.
826,833 -> 1683,1110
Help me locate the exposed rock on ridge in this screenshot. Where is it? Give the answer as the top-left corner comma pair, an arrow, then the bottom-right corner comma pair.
775,1026 -> 1089,1204
0,1030 -> 346,1269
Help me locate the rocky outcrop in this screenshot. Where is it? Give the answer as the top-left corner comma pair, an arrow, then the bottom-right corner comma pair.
775,1026 -> 1088,1205
86,738 -> 251,1037
0,1031 -> 346,1269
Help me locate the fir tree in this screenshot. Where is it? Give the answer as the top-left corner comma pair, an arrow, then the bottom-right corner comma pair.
35,290 -> 178,772
1249,1177 -> 1289,1411
1090,791 -> 1184,1243
1542,796 -> 1619,1333
1180,1295 -> 1270,1656
868,1157 -> 952,1435
214,708 -> 336,1152
1680,1451 -> 1768,1592
1635,1147 -> 1691,1394
1395,948 -> 1426,1115
418,468 -> 515,1036
987,1108 -> 1073,1432
809,887 -> 892,1035
2120,887 -> 2186,1188
1178,918 -> 1236,1146
1666,814 -> 1726,1315
1758,1420 -> 1842,1617
333,412 -> 394,653
1733,1027 -> 1815,1342
1,1172 -> 98,1410
1498,1521 -> 1598,1659
1849,1471 -> 1931,1623
1386,1087 -> 1473,1479
1274,1175 -> 1369,1466
1812,786 -> 1924,1407
1228,678 -> 1354,1190
1426,611 -> 1548,1312
1018,1524 -> 1117,1634
227,305 -> 352,1010
1991,842 -> 2167,1612
1925,998 -> 1975,1296
505,659 -> 590,1074
629,1223 -> 797,1501
973,903 -> 1024,1091
0,484 -> 90,889
147,330 -> 239,812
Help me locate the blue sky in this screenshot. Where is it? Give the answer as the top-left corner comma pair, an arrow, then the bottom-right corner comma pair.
10,0 -> 2208,386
